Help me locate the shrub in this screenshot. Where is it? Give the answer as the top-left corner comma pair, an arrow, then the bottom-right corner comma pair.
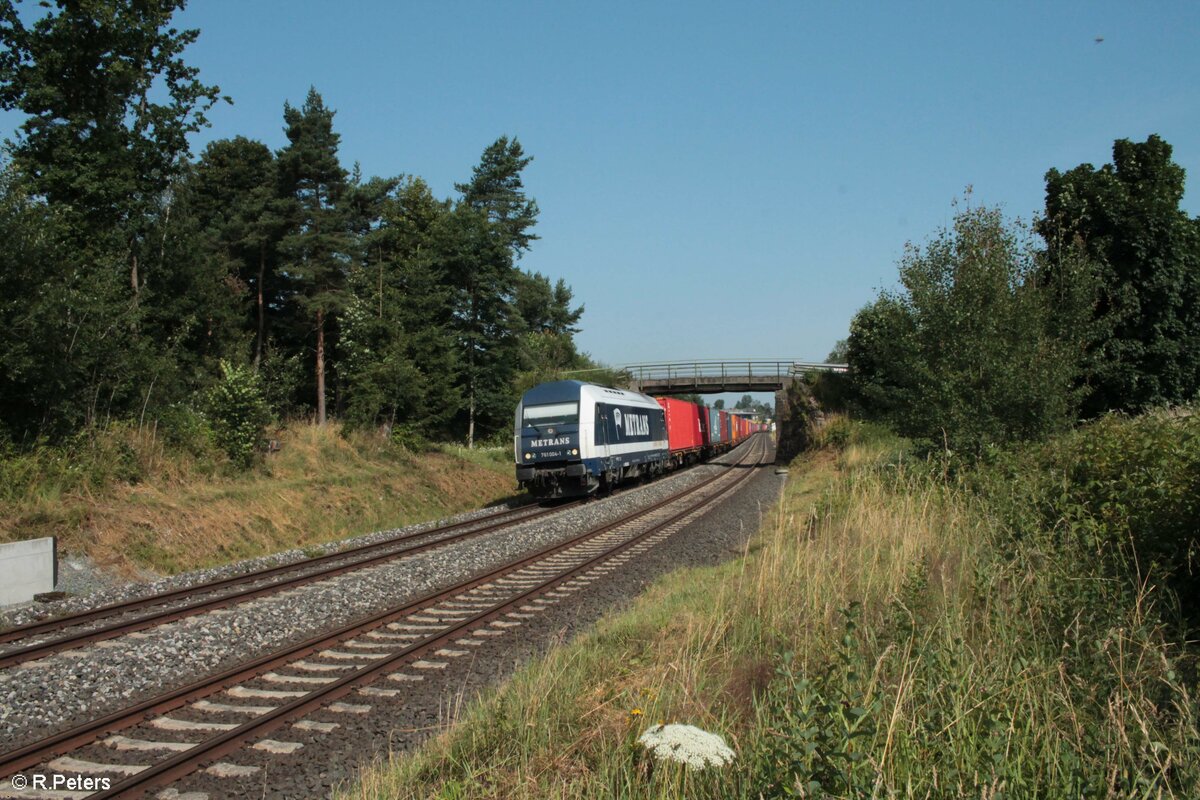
976,408 -> 1200,617
207,361 -> 271,468
752,606 -> 881,797
751,427 -> 1200,798
815,415 -> 854,450
156,403 -> 217,458
388,422 -> 435,453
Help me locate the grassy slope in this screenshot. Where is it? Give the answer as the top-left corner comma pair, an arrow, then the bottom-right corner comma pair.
0,424 -> 517,576
343,420 -> 1199,799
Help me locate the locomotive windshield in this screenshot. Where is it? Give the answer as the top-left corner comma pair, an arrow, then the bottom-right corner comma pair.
522,402 -> 579,428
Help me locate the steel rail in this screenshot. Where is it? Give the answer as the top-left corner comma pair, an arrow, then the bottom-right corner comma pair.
0,436 -> 764,782
92,435 -> 769,799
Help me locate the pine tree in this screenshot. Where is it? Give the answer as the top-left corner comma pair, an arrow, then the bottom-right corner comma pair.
341,176 -> 461,435
512,270 -> 586,391
455,136 -> 539,256
276,88 -> 350,425
186,137 -> 285,368
450,136 -> 540,446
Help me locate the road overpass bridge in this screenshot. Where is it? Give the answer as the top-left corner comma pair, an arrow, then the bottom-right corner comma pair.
622,359 -> 847,395
620,359 -> 848,462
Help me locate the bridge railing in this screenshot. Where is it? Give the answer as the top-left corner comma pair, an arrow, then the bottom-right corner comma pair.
621,359 -> 847,384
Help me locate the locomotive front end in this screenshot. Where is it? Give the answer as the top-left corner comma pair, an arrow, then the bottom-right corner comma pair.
514,383 -> 589,498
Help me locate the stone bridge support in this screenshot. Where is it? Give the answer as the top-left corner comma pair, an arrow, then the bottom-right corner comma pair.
774,378 -> 822,464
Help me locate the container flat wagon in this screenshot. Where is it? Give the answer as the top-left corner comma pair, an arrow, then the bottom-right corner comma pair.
656,396 -> 704,467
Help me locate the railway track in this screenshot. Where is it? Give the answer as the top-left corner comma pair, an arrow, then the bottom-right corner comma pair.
0,434 -> 769,799
0,500 -> 577,668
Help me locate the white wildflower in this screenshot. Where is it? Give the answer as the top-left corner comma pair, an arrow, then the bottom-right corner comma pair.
637,723 -> 735,770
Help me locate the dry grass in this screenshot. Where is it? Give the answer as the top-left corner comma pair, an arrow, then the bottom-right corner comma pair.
0,423 -> 517,576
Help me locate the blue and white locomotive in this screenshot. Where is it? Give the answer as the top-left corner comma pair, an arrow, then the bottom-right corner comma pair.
514,380 -> 668,498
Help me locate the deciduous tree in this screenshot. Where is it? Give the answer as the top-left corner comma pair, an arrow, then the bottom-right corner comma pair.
0,0 -> 221,437
1038,134 -> 1200,414
848,200 -> 1095,453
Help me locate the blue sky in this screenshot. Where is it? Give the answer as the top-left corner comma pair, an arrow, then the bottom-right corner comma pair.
8,2 -> 1200,381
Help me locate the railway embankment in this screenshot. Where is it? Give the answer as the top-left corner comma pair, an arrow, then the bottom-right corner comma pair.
345,411 -> 1200,799
0,423 -> 515,587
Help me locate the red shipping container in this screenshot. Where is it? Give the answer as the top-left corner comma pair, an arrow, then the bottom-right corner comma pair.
697,404 -> 713,446
719,410 -> 731,443
656,397 -> 704,453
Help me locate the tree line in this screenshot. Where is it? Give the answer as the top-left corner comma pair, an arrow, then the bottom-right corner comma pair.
840,134 -> 1200,453
0,0 -> 590,451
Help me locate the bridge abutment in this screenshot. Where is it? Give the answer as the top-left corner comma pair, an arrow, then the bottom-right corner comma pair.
774,378 -> 822,463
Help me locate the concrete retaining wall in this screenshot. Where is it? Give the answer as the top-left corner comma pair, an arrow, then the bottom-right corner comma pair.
0,537 -> 57,606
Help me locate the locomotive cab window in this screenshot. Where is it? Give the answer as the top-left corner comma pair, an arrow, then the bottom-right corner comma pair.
522,402 -> 579,428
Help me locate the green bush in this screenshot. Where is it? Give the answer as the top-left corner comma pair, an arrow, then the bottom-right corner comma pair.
975,408 -> 1200,617
207,361 -> 271,468
477,427 -> 514,451
751,425 -> 1200,798
156,403 -> 218,459
817,416 -> 854,450
389,423 -> 435,453
0,423 -> 153,502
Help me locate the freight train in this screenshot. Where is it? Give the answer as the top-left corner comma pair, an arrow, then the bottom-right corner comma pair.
513,380 -> 765,498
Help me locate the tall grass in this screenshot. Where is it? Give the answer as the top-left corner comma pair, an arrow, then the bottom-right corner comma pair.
0,421 -> 217,505
345,417 -> 1200,799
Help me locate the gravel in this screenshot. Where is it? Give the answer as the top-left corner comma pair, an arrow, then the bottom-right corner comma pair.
0,449 -> 751,752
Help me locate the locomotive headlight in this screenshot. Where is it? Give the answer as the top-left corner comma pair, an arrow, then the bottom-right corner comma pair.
524,452 -> 532,460
570,448 -> 578,455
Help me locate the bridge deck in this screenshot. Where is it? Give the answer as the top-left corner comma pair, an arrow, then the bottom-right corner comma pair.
621,360 -> 845,394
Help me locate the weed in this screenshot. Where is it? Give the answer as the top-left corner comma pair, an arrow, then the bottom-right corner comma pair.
752,605 -> 882,797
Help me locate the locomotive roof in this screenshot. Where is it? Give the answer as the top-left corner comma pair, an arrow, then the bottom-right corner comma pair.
520,380 -> 587,405
521,380 -> 656,406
